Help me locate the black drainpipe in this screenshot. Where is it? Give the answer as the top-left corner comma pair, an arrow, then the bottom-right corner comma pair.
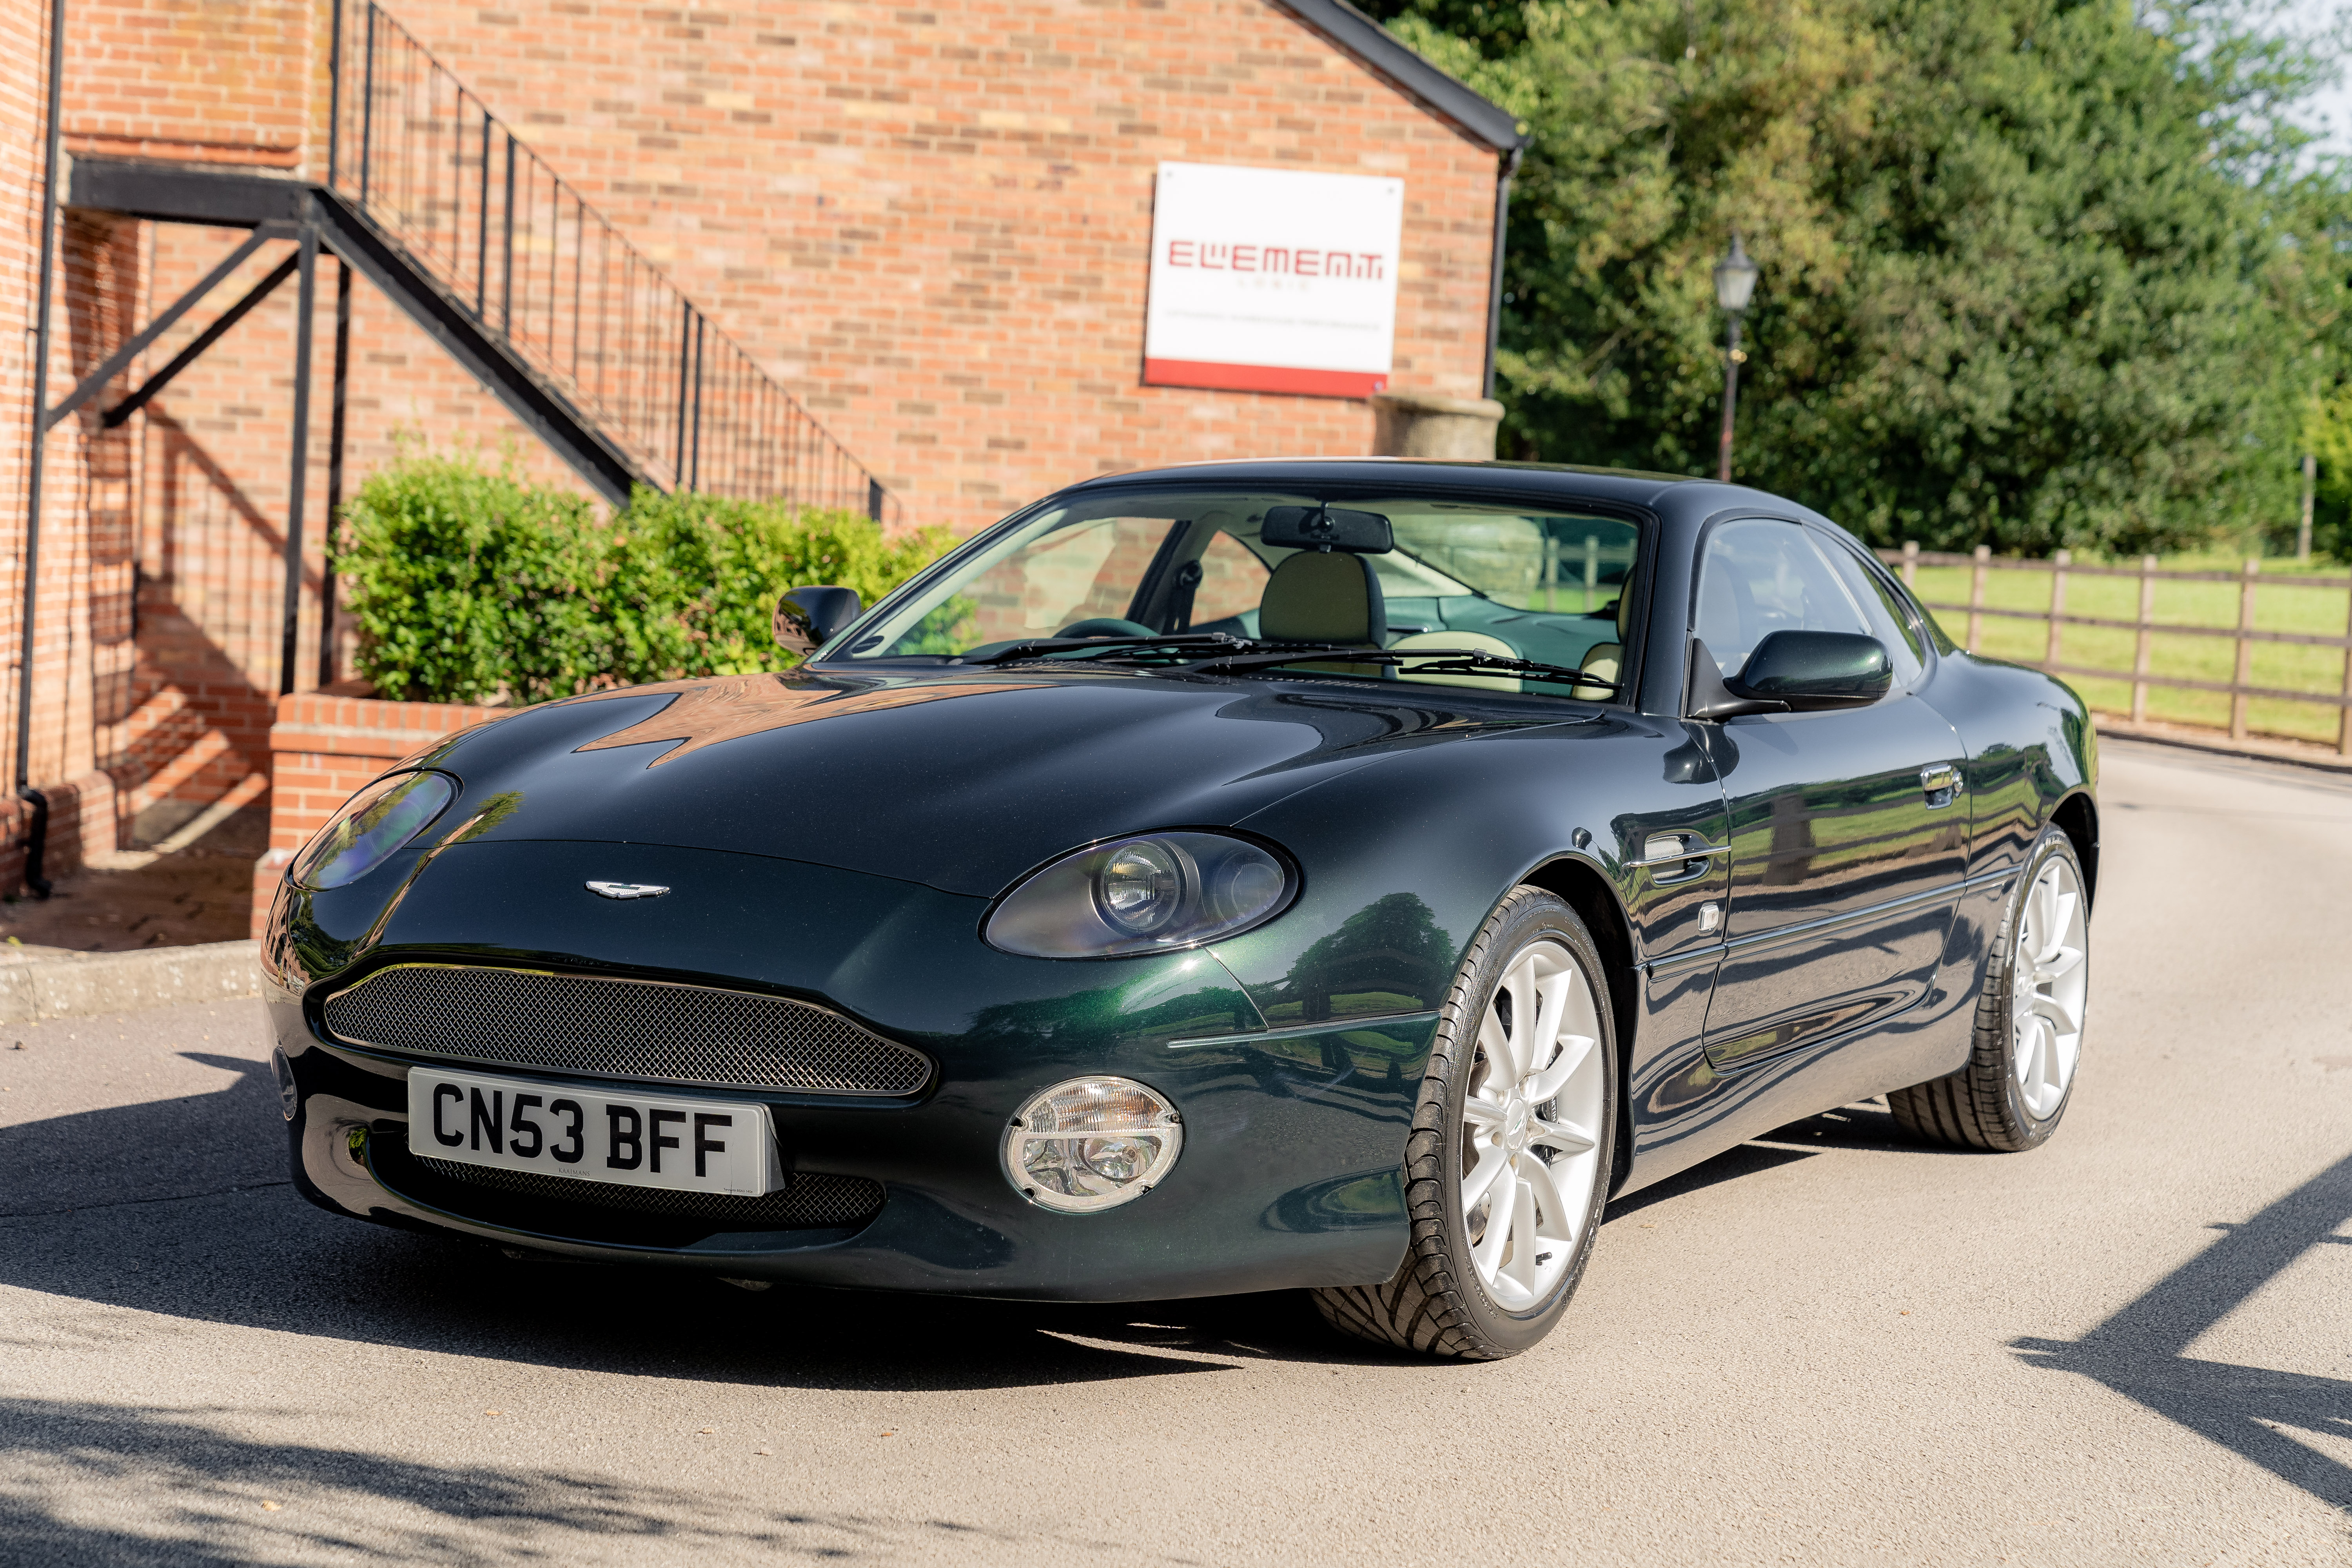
15,0 -> 67,899
1481,142 -> 1524,402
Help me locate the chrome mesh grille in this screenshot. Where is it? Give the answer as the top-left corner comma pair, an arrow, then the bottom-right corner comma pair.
321,964 -> 930,1095
413,1156 -> 884,1227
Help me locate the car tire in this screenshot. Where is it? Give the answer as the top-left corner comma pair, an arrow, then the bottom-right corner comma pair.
1889,823 -> 2091,1152
1312,886 -> 1618,1360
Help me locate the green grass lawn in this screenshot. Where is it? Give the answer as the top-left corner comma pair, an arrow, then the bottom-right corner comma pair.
1895,552 -> 2352,747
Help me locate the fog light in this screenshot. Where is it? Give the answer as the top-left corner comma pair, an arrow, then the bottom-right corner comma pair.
1003,1076 -> 1183,1213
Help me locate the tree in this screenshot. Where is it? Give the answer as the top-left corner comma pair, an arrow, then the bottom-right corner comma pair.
1371,0 -> 2348,554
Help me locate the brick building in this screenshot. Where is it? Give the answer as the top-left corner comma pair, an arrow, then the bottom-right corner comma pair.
2,0 -> 1521,895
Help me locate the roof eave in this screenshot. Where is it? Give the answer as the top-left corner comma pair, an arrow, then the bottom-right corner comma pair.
1266,0 -> 1530,154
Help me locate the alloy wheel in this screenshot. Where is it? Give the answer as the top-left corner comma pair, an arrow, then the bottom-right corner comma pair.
1459,939 -> 1607,1312
2011,855 -> 2089,1120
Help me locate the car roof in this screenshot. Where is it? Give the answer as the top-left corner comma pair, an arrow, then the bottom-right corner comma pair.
1054,457 -> 1794,519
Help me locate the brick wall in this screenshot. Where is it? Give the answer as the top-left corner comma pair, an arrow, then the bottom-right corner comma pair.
338,0 -> 1504,534
114,223 -> 583,844
62,0 -> 318,171
1,12 -> 150,884
1,4 -> 47,870
13,0 -> 1508,901
252,688 -> 502,934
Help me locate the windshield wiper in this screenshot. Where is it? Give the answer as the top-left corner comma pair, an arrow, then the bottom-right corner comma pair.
962,635 -> 1620,695
1183,643 -> 1621,694
955,632 -> 1249,666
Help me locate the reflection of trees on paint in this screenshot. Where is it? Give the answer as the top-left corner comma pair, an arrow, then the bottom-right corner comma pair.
1261,1169 -> 1406,1234
1229,1022 -> 1427,1107
1257,892 -> 1453,1025
446,790 -> 524,844
959,971 -> 1258,1058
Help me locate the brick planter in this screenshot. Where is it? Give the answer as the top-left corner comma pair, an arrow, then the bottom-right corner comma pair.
253,692 -> 504,936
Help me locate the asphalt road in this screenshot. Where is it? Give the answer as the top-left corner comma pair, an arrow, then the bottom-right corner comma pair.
2,736 -> 2347,1567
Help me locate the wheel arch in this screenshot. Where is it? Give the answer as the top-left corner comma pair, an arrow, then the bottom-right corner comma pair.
1519,853 -> 1639,1195
2051,789 -> 2099,907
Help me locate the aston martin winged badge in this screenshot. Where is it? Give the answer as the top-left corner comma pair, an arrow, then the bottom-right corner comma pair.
585,880 -> 670,900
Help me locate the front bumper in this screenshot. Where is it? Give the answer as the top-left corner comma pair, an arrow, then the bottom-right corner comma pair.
272,839 -> 1435,1301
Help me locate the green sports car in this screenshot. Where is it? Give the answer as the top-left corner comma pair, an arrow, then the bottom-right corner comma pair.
267,459 -> 2096,1359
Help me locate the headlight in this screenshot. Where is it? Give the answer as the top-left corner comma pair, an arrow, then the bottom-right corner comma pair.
1003,1076 -> 1183,1212
289,771 -> 457,891
984,831 -> 1294,958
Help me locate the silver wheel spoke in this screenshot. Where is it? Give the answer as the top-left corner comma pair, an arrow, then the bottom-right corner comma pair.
2042,891 -> 2079,957
1519,1154 -> 1576,1249
2036,944 -> 2084,983
1504,1176 -> 1541,1292
1534,969 -> 1579,1055
2031,992 -> 2081,1033
1473,1165 -> 1518,1274
1531,1116 -> 1596,1156
1499,956 -> 1540,1080
1462,1145 -> 1511,1211
1526,1033 -> 1595,1103
1477,1008 -> 1517,1083
2028,877 -> 2058,949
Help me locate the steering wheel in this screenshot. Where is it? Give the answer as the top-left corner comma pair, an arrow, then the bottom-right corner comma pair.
1054,618 -> 1156,640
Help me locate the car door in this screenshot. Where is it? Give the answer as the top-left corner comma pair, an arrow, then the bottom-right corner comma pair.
1689,518 -> 1968,1070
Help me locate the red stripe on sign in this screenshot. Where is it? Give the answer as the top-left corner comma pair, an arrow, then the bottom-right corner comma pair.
1143,359 -> 1388,399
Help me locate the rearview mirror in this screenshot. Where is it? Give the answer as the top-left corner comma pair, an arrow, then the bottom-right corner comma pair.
1260,505 -> 1393,554
774,586 -> 863,655
1687,632 -> 1892,720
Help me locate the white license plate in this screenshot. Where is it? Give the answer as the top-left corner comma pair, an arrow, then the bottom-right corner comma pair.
406,1066 -> 781,1196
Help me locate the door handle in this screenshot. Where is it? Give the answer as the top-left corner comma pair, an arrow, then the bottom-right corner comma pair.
1636,833 -> 1727,883
1920,764 -> 1961,809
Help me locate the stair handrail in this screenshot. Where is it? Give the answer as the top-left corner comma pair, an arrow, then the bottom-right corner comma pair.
327,0 -> 895,522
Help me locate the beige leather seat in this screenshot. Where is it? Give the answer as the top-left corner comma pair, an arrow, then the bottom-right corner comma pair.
1577,639 -> 1620,693
1573,577 -> 1634,695
1389,630 -> 1521,693
1258,551 -> 1387,675
1259,551 -> 1387,644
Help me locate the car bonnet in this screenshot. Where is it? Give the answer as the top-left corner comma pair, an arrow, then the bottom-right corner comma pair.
397,667 -> 1559,898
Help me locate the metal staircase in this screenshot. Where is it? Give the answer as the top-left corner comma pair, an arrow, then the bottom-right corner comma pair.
68,0 -> 894,522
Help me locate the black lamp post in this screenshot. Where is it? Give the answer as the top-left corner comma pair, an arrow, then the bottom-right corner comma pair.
1712,234 -> 1758,482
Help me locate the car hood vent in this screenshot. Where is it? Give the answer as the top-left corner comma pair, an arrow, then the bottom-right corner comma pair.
320,963 -> 931,1096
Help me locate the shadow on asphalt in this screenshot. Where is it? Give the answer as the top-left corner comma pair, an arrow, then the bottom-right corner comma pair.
2013,1148 -> 2352,1514
24,1040 -> 2345,1525
0,1051 -> 1994,1392
0,1396 -> 1200,1565
0,1054 -> 1382,1388
1599,1101 -> 1931,1221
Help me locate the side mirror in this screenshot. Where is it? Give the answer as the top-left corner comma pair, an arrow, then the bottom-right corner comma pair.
773,585 -> 863,656
1738,631 -> 1891,708
1687,632 -> 1891,720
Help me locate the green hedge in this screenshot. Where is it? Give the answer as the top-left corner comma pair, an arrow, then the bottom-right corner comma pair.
335,454 -> 953,704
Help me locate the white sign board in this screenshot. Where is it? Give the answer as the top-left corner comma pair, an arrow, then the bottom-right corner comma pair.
1143,162 -> 1404,399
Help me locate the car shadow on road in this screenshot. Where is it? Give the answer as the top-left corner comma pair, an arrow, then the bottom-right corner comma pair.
0,1396 -> 1207,1565
0,1053 -> 1391,1390
2012,1147 -> 2352,1514
1601,1100 -> 1951,1221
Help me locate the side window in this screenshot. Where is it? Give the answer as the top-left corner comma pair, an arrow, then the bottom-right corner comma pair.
1813,531 -> 1926,686
1691,519 -> 1872,681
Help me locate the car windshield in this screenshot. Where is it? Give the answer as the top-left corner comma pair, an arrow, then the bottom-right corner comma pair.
836,489 -> 1644,695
